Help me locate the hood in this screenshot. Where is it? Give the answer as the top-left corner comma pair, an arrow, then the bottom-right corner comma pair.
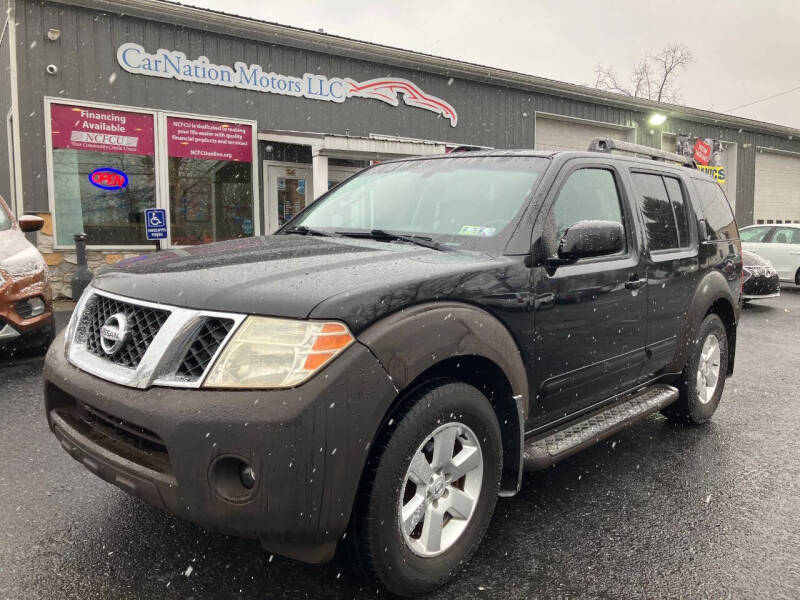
742,250 -> 772,268
94,235 -> 509,326
0,226 -> 47,278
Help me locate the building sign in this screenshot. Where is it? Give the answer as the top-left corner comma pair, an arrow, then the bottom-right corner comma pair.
696,164 -> 726,183
167,117 -> 252,162
677,135 -> 727,183
693,139 -> 711,165
50,103 -> 155,155
117,42 -> 458,127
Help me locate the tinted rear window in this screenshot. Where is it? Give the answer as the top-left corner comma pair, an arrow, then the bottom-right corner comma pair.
632,173 -> 680,250
693,179 -> 737,240
663,177 -> 690,246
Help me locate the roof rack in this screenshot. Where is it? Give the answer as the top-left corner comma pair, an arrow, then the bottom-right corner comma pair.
588,138 -> 697,169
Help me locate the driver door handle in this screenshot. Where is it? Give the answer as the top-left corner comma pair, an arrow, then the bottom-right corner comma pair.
625,278 -> 647,290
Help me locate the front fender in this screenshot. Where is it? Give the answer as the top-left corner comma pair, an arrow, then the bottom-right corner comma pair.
357,301 -> 530,494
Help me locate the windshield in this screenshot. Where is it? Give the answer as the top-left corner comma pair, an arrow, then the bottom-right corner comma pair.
290,156 -> 547,250
0,199 -> 11,231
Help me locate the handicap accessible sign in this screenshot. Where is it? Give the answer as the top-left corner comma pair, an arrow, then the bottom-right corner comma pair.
145,208 -> 167,240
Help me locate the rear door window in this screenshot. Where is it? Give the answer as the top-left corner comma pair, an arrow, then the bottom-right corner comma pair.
662,177 -> 690,246
631,172 -> 688,251
693,179 -> 738,240
770,227 -> 800,244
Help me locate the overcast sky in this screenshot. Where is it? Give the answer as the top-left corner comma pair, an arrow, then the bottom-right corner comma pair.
182,0 -> 800,130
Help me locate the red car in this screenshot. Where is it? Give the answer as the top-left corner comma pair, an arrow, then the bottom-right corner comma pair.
0,195 -> 54,355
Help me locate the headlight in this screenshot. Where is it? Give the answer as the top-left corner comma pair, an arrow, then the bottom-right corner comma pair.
203,316 -> 355,389
64,284 -> 94,356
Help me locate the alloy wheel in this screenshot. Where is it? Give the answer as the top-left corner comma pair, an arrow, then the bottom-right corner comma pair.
696,333 -> 721,404
398,422 -> 483,557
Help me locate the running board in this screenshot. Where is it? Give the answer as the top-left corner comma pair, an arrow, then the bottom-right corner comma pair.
523,384 -> 679,471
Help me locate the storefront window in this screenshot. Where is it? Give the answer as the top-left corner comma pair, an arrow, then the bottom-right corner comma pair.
50,103 -> 156,246
167,117 -> 254,245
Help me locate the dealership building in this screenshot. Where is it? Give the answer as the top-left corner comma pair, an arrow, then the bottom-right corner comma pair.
2,0 -> 800,297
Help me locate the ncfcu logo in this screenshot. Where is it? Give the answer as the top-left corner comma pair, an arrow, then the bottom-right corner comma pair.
89,167 -> 129,190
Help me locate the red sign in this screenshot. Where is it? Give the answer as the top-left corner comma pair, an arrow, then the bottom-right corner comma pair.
167,117 -> 252,162
50,104 -> 154,155
693,139 -> 711,165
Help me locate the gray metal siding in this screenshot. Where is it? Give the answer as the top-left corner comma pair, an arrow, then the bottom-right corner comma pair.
12,0 -> 800,227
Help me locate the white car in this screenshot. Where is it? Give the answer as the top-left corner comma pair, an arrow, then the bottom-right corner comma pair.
739,223 -> 800,285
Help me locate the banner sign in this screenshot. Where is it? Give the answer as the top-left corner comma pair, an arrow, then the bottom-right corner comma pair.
51,103 -> 155,155
696,164 -> 726,183
677,135 -> 727,183
117,42 -> 458,127
167,117 -> 252,162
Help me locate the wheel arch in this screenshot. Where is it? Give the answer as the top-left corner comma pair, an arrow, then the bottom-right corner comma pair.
358,302 -> 529,496
670,271 -> 739,376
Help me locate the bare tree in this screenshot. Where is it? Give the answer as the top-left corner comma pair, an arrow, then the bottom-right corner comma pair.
594,43 -> 693,103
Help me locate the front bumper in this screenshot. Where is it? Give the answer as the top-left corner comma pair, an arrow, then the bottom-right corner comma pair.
0,267 -> 53,346
742,272 -> 781,299
44,333 -> 398,562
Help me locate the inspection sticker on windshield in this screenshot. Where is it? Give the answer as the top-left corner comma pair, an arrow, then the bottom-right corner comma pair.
459,225 -> 496,237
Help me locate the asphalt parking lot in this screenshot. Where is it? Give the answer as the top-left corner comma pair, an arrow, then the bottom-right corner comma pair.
1,289 -> 799,600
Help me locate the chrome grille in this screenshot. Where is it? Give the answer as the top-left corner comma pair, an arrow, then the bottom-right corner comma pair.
83,295 -> 170,368
67,288 -> 245,389
176,318 -> 234,379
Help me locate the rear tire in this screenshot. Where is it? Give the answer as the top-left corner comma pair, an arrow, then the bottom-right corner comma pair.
350,381 -> 502,597
662,313 -> 728,425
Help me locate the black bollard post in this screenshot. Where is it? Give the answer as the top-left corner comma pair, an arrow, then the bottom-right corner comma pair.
70,232 -> 93,300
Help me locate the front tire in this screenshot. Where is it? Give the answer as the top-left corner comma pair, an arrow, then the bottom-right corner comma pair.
351,381 -> 502,597
662,313 -> 728,425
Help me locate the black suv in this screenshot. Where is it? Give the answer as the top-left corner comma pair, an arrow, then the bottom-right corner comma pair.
44,140 -> 742,597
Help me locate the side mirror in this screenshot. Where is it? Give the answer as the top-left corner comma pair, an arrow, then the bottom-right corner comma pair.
697,218 -> 709,242
557,220 -> 624,261
18,214 -> 45,233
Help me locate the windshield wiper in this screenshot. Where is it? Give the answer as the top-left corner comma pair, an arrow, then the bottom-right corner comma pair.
339,229 -> 450,251
283,225 -> 339,237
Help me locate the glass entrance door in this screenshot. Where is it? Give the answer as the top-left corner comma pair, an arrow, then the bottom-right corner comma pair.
265,164 -> 312,233
328,167 -> 362,191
